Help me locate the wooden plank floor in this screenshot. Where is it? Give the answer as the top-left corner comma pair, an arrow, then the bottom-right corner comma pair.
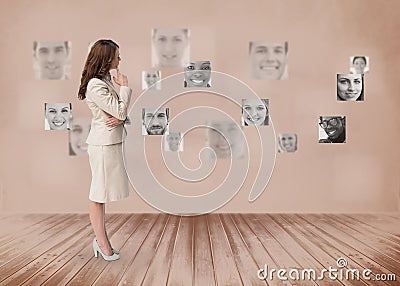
0,214 -> 399,286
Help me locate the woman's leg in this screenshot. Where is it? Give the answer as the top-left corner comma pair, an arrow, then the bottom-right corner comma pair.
102,204 -> 113,250
89,201 -> 113,256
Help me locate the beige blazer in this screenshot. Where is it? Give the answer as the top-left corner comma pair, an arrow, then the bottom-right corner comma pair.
85,78 -> 132,145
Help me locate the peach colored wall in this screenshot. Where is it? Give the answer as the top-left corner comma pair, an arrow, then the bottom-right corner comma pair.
0,0 -> 399,213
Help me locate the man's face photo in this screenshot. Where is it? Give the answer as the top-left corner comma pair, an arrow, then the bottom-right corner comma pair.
184,61 -> 211,87
152,28 -> 189,68
165,132 -> 183,152
34,41 -> 70,80
143,108 -> 169,135
319,116 -> 345,140
250,41 -> 288,80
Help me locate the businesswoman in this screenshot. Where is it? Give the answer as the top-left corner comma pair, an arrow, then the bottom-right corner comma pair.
78,39 -> 132,261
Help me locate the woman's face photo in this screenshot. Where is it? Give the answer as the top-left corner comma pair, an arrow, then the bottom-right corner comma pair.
69,117 -> 91,156
250,42 -> 287,80
152,28 -> 189,68
337,74 -> 363,101
34,41 -> 70,80
242,98 -> 268,126
142,71 -> 161,90
352,57 -> 367,74
278,133 -> 297,152
184,61 -> 211,87
45,102 -> 72,130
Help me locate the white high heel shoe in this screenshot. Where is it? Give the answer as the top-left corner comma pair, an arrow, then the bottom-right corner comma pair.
93,238 -> 120,261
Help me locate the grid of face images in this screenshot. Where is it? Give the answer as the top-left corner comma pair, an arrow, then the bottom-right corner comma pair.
36,31 -> 369,156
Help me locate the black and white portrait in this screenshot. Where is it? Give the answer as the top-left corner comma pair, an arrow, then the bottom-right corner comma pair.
69,117 -> 91,156
249,41 -> 288,80
319,116 -> 346,143
337,74 -> 364,101
151,28 -> 190,68
164,132 -> 183,152
142,108 -> 169,135
183,61 -> 211,87
33,41 -> 71,80
44,102 -> 72,131
278,133 -> 297,152
142,70 -> 161,90
350,56 -> 369,74
242,98 -> 269,126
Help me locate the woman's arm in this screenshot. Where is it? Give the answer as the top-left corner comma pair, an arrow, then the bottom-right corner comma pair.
87,79 -> 132,121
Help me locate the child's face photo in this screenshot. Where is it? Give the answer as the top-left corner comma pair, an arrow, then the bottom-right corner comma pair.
250,42 -> 287,80
184,61 -> 211,87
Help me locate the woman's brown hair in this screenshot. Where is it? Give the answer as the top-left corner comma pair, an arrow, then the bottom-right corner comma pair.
78,39 -> 119,100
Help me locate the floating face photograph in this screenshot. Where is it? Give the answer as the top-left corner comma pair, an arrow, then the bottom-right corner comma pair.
69,117 -> 91,156
164,132 -> 183,152
242,98 -> 269,126
142,108 -> 169,135
142,70 -> 161,90
207,121 -> 245,159
184,61 -> 211,87
278,133 -> 297,152
337,73 -> 364,101
249,41 -> 288,80
318,116 -> 346,143
151,28 -> 190,68
350,56 -> 369,74
33,41 -> 71,80
44,102 -> 72,130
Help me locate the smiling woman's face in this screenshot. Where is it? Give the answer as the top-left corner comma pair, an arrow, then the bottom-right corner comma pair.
45,103 -> 71,130
337,74 -> 363,101
278,133 -> 297,152
242,98 -> 268,126
184,61 -> 211,87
